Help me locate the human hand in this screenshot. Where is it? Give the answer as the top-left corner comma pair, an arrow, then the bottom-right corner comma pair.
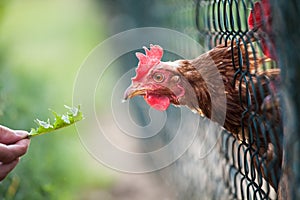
0,125 -> 30,181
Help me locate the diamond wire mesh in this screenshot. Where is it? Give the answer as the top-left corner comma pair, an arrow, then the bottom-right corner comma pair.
101,0 -> 283,198
194,0 -> 282,199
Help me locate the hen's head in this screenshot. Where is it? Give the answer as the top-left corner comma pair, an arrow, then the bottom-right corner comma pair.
124,45 -> 187,111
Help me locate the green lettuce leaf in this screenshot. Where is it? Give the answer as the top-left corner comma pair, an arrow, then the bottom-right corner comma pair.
28,105 -> 83,138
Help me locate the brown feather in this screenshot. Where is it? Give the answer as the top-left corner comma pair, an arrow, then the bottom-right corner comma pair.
176,43 -> 282,190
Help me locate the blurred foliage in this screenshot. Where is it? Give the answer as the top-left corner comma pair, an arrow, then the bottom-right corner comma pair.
0,0 -> 114,199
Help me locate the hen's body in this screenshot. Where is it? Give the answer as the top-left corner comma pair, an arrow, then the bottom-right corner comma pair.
176,44 -> 282,189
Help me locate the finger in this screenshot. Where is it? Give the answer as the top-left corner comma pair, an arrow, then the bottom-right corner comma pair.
0,125 -> 28,144
0,159 -> 19,181
15,130 -> 29,139
0,139 -> 30,163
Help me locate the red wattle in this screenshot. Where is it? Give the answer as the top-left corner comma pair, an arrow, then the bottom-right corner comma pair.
145,94 -> 170,111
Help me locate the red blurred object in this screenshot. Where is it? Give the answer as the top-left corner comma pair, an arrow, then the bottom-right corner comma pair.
248,0 -> 277,60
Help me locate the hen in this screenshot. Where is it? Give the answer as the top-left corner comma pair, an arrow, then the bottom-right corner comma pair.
124,0 -> 282,191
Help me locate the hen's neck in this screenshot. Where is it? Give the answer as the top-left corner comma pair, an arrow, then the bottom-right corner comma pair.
176,44 -> 235,122
176,60 -> 212,118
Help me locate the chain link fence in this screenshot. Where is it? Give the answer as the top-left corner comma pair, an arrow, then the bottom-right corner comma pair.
101,0 -> 295,199
163,0 -> 285,199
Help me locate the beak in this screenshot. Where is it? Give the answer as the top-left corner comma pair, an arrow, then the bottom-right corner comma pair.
123,84 -> 146,100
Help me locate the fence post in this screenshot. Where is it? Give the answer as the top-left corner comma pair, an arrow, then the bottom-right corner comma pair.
272,1 -> 300,199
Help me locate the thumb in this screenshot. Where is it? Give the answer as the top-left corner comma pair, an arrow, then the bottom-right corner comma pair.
0,125 -> 29,144
15,130 -> 29,139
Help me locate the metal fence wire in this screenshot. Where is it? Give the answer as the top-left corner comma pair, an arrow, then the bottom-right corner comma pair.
194,0 -> 282,199
103,0 -> 284,199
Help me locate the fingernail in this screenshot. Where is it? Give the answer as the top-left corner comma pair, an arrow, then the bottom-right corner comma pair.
15,130 -> 29,138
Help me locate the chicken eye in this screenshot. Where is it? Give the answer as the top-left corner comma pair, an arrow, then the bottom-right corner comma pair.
153,73 -> 165,83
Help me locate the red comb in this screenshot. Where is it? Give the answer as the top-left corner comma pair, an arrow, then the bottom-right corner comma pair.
132,44 -> 163,82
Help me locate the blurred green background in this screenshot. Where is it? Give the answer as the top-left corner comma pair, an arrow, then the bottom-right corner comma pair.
0,0 -> 197,199
0,0 -> 289,199
0,0 -> 115,199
